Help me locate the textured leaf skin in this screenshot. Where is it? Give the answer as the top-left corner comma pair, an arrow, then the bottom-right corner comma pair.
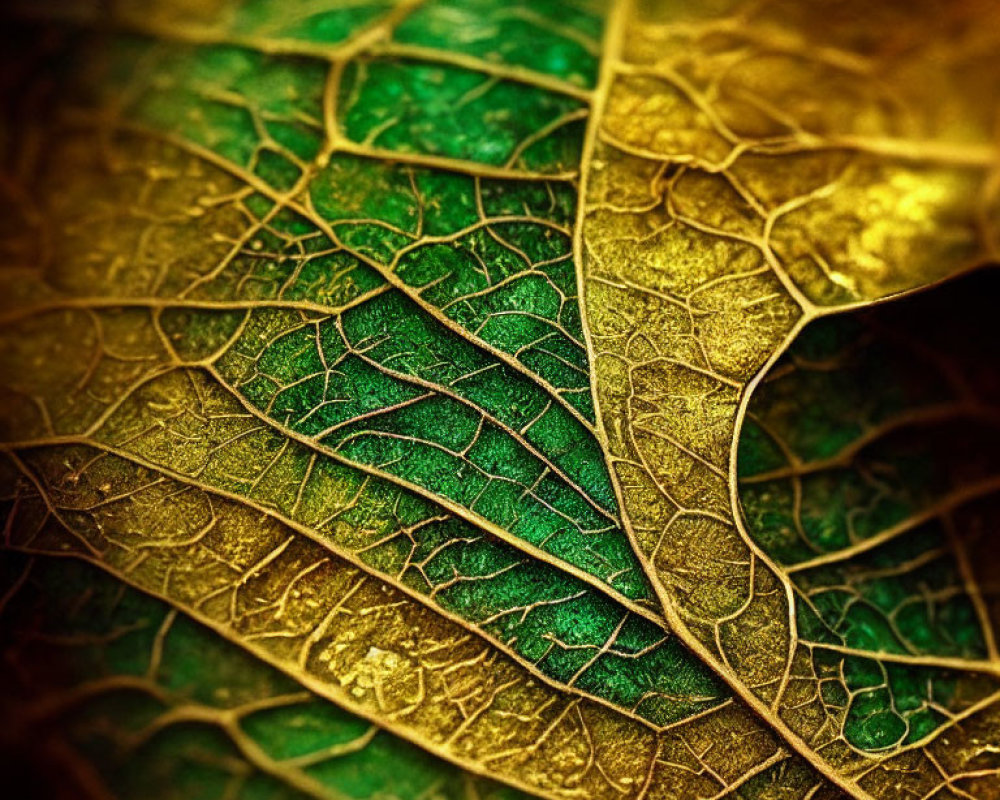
0,552 -> 530,800
0,3 -> 782,798
0,1 -> 998,800
581,0 -> 1000,797
739,271 -> 1000,755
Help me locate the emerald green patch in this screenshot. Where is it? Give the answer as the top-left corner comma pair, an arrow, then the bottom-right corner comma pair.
338,58 -> 585,171
395,0 -> 604,87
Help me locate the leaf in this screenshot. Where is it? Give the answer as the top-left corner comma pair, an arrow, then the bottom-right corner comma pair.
0,1 -> 997,799
0,551 -> 531,800
581,0 -> 1000,797
0,3 -> 795,798
738,270 -> 1000,756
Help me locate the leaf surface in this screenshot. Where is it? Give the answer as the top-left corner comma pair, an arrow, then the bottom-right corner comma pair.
1,1 -> 998,799
580,0 -> 1000,797
739,270 -> 1000,758
0,551 -> 532,800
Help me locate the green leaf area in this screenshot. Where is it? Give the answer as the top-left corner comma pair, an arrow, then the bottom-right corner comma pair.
739,268 -> 1000,752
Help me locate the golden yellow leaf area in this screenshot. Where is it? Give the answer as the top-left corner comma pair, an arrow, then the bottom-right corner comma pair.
582,0 -> 1000,797
0,1 -> 997,799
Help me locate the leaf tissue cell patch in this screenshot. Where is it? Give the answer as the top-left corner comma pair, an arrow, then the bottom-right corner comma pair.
1,2 -> 999,799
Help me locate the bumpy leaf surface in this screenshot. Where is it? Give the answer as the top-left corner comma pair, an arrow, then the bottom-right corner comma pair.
0,1 -> 998,799
739,271 -> 1000,759
0,552 -> 532,800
